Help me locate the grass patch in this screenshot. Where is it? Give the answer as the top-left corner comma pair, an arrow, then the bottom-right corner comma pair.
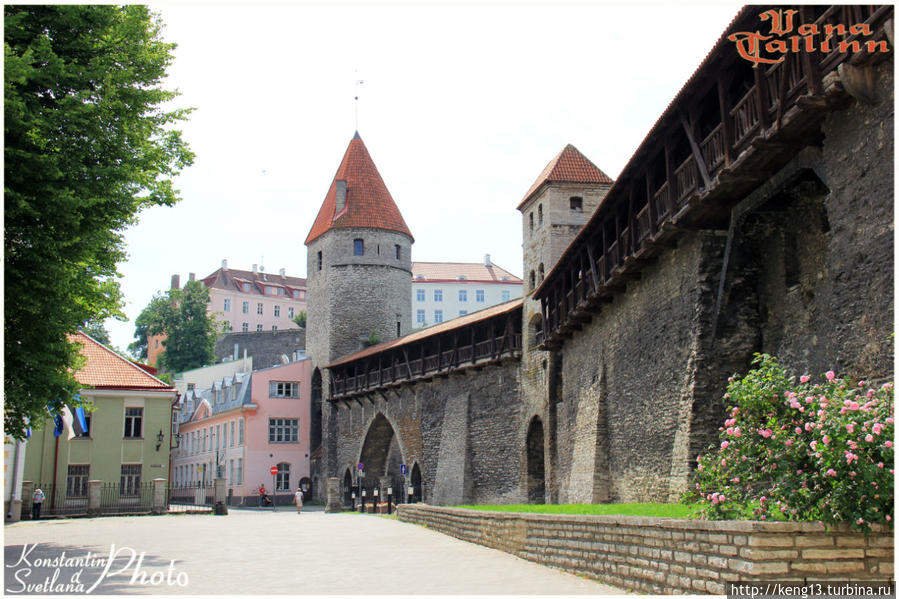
454,503 -> 699,518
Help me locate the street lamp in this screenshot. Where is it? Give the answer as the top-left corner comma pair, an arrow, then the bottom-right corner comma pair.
155,430 -> 165,451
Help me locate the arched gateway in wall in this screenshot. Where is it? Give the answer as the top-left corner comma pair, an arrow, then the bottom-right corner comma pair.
358,413 -> 406,496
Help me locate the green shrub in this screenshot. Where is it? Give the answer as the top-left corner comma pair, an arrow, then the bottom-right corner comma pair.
684,354 -> 894,531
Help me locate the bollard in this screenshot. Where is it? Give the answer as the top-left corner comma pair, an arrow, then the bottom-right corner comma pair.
360,489 -> 366,514
387,487 -> 393,515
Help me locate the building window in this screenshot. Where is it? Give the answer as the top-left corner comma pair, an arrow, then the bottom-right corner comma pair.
317,251 -> 322,271
242,322 -> 248,332
236,458 -> 243,485
120,464 -> 141,496
570,196 -> 583,212
265,285 -> 276,295
353,239 -> 364,256
434,289 -> 443,302
229,459 -> 234,485
242,301 -> 249,314
529,271 -> 536,291
416,289 -> 425,302
538,204 -> 543,225
242,283 -> 251,292
276,463 -> 290,491
459,310 -> 467,316
269,418 -> 299,443
274,305 -> 280,317
216,424 -> 221,449
77,414 -> 92,438
224,299 -> 231,312
538,263 -> 545,283
272,325 -> 278,331
67,465 -> 89,497
458,289 -> 467,302
476,290 -> 485,303
238,419 -> 245,445
222,423 -> 228,448
270,381 -> 299,398
395,244 -> 401,259
288,307 -> 294,319
502,290 -> 511,301
230,421 -> 235,447
434,310 -> 443,323
257,324 -> 263,332
529,212 -> 534,233
257,303 -> 263,315
416,309 -> 425,324
124,407 -> 143,438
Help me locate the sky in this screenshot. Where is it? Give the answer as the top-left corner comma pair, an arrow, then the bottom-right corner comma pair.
106,1 -> 743,352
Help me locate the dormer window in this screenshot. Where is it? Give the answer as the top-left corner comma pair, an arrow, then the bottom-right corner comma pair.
456,275 -> 467,281
414,274 -> 426,280
242,283 -> 250,292
570,196 -> 583,212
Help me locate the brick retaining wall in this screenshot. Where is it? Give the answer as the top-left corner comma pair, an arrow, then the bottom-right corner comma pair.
397,504 -> 894,594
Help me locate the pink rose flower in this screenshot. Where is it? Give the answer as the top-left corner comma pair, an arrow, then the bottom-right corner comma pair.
800,375 -> 810,384
826,468 -> 837,476
826,371 -> 836,381
866,434 -> 875,443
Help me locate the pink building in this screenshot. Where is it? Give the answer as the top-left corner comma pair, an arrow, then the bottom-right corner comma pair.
171,358 -> 312,506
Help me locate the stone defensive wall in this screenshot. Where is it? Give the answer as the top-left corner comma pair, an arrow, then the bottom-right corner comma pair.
397,504 -> 894,595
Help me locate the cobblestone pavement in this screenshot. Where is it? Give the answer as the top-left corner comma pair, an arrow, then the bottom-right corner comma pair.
4,507 -> 624,595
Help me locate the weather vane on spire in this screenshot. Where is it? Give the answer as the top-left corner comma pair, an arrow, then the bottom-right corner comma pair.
354,73 -> 364,132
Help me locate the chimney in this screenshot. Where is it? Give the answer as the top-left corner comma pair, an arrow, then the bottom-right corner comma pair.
484,254 -> 492,267
171,274 -> 180,289
189,272 -> 196,282
279,268 -> 286,278
252,264 -> 258,274
222,259 -> 228,270
335,180 -> 347,212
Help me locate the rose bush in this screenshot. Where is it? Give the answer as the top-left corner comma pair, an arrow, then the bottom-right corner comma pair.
684,354 -> 893,531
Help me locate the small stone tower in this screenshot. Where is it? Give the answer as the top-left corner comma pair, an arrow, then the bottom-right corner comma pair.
516,144 -> 613,503
305,132 -> 414,481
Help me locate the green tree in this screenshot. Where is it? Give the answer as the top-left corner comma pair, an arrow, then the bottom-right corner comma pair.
293,310 -> 307,328
79,319 -> 112,346
4,6 -> 193,438
127,293 -> 168,361
143,280 -> 224,374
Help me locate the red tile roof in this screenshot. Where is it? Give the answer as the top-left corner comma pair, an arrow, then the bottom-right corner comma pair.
70,332 -> 175,391
305,133 -> 414,245
518,144 -> 613,210
327,299 -> 522,368
412,262 -> 522,283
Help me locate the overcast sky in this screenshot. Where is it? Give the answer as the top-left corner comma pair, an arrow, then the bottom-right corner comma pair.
107,1 -> 742,352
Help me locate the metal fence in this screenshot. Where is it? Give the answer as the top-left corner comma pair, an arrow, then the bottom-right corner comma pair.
99,482 -> 153,514
167,483 -> 213,511
33,484 -> 88,517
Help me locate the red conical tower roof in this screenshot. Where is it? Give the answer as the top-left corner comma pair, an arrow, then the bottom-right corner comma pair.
517,144 -> 613,210
305,133 -> 414,245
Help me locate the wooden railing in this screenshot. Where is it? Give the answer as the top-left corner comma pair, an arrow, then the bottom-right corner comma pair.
536,4 -> 892,349
332,333 -> 522,397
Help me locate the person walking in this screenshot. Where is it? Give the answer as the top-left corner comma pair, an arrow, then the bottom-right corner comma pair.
293,487 -> 303,514
32,488 -> 45,520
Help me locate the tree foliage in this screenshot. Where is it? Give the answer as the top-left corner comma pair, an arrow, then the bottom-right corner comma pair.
4,5 -> 193,438
141,280 -> 224,374
293,310 -> 307,328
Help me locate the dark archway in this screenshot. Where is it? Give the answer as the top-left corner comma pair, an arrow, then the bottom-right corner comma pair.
310,368 -> 322,452
410,463 -> 423,503
359,413 -> 404,492
342,469 -> 353,506
526,416 -> 545,504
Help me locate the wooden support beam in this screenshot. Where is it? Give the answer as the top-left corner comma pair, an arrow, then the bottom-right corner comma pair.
680,113 -> 712,189
717,76 -> 735,166
585,243 -> 600,294
776,53 -> 790,130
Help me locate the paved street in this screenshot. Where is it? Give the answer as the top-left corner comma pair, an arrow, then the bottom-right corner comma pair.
4,507 -> 623,595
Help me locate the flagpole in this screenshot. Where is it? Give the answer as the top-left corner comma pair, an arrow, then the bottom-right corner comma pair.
51,435 -> 59,510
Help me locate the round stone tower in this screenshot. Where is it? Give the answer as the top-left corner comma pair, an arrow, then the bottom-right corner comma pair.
305,132 -> 414,485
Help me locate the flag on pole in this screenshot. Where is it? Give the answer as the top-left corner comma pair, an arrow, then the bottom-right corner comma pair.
71,406 -> 88,437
